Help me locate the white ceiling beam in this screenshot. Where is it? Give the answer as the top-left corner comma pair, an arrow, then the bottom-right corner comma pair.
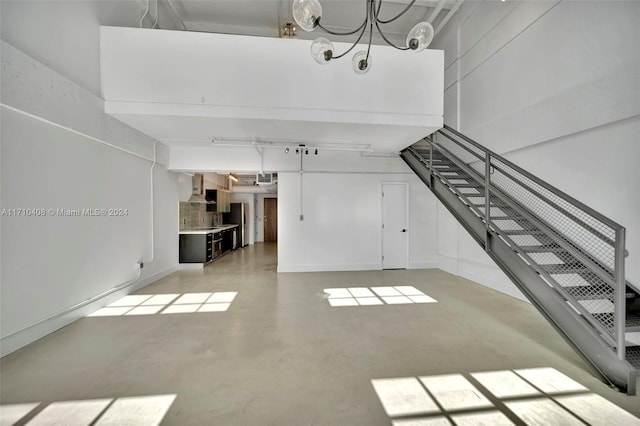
434,0 -> 463,35
384,0 -> 445,8
426,0 -> 448,24
182,22 -> 279,38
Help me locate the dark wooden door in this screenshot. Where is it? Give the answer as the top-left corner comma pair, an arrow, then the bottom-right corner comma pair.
264,198 -> 278,242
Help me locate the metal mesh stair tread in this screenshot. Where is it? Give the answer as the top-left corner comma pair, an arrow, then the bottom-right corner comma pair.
491,215 -> 524,220
543,263 -> 590,274
493,222 -> 541,232
597,312 -> 640,333
443,173 -> 475,180
455,183 -> 485,188
627,312 -> 640,332
562,284 -> 613,301
520,244 -> 566,253
500,229 -> 547,235
626,346 -> 640,368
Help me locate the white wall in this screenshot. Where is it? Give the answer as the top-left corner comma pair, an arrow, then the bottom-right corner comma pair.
277,171 -> 438,272
100,26 -> 443,152
0,40 -> 178,355
0,0 -> 180,96
432,0 -> 640,297
177,173 -> 193,202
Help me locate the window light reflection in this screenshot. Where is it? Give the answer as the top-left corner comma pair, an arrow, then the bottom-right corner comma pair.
87,292 -> 237,317
373,368 -> 640,426
324,286 -> 437,307
0,394 -> 176,426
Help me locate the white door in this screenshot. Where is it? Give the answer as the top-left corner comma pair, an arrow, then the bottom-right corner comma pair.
382,183 -> 408,269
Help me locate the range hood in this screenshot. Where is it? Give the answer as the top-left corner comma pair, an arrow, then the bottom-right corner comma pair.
188,173 -> 215,204
188,193 -> 210,204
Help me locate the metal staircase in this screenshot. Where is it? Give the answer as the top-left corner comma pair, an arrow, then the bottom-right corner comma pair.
401,125 -> 640,394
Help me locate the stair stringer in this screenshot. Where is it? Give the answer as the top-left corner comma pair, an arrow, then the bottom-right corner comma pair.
402,150 -> 638,395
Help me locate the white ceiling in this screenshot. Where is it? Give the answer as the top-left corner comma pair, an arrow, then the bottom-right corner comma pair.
159,0 -> 462,44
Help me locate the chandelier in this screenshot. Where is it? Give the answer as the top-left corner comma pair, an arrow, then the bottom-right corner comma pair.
292,0 -> 435,74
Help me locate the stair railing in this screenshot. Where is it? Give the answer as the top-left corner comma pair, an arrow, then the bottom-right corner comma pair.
418,125 -> 628,361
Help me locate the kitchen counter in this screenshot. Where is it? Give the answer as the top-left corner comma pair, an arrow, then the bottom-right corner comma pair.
179,224 -> 240,266
179,224 -> 238,235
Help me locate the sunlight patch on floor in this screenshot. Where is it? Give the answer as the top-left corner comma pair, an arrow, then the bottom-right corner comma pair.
324,286 -> 436,307
0,395 -> 176,426
373,367 -> 640,426
87,292 -> 237,317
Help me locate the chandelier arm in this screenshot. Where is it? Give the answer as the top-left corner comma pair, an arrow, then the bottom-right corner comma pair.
332,21 -> 369,59
317,20 -> 366,36
375,20 -> 410,50
365,19 -> 374,61
376,0 -> 418,24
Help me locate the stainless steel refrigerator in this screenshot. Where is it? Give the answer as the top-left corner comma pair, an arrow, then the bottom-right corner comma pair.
223,203 -> 248,248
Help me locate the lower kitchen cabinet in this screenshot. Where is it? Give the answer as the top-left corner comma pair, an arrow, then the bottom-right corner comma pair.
179,225 -> 239,265
179,233 -> 213,263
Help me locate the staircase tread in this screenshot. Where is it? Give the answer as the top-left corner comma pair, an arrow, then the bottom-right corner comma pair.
444,174 -> 475,179
626,346 -> 640,369
543,263 -> 589,274
520,245 -> 566,253
597,312 -> 640,332
494,223 -> 541,232
453,184 -> 484,189
562,284 -> 613,300
501,229 -> 547,235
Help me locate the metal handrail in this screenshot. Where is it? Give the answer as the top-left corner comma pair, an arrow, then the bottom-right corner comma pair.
430,141 -> 621,292
440,125 -> 624,230
421,126 -> 629,361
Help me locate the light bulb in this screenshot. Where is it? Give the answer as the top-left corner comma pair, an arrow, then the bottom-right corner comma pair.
352,50 -> 372,74
406,21 -> 434,52
311,38 -> 333,64
292,0 -> 322,32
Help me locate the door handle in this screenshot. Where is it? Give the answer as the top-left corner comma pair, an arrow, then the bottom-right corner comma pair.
401,229 -> 407,232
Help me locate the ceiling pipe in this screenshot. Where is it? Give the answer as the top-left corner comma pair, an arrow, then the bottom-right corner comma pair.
139,0 -> 151,28
207,138 -> 373,154
165,0 -> 188,30
254,145 -> 265,176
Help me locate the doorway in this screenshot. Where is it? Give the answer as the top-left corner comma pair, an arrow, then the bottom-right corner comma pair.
382,183 -> 408,269
264,198 -> 278,242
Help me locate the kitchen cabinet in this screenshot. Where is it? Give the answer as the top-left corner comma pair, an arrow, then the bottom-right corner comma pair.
219,227 -> 235,253
179,225 -> 239,265
205,189 -> 231,213
179,233 -> 213,263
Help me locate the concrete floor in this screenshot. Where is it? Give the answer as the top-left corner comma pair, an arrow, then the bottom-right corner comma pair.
1,243 -> 639,425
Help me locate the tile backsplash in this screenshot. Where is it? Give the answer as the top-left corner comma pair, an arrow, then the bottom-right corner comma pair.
179,202 -> 222,230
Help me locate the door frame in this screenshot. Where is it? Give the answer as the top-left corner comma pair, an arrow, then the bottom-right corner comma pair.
381,181 -> 409,269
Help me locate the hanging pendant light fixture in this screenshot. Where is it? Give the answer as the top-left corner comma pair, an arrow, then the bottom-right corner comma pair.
292,0 -> 434,74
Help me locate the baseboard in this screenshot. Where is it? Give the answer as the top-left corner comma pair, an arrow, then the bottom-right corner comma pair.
277,263 -> 381,273
437,254 -> 458,275
179,263 -> 205,270
0,264 -> 178,357
456,258 -> 528,302
408,262 -> 439,270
